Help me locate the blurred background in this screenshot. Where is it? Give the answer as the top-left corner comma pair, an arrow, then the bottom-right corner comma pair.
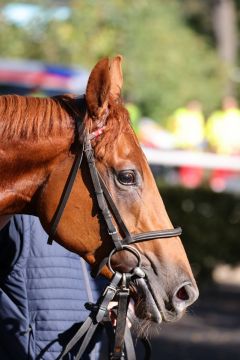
1,0 -> 240,358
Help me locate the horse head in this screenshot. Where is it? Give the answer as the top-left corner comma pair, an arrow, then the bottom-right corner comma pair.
37,56 -> 198,324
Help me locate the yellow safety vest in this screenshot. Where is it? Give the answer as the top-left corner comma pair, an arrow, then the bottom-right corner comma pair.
206,109 -> 240,154
169,108 -> 205,149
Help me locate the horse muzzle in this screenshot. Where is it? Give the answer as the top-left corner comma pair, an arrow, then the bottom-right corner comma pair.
133,272 -> 199,324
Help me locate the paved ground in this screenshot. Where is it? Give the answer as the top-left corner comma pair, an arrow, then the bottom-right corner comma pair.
147,283 -> 240,360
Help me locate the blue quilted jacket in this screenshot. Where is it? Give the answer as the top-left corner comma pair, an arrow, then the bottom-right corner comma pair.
0,215 -> 108,360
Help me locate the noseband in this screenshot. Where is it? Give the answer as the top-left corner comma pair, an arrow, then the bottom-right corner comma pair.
48,97 -> 182,360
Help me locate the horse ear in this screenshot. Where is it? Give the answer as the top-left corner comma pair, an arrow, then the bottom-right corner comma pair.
85,55 -> 123,121
109,55 -> 123,100
86,57 -> 111,121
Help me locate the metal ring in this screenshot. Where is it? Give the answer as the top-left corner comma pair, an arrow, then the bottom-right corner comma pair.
108,245 -> 142,274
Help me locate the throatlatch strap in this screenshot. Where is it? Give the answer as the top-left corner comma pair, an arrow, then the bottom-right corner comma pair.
47,145 -> 84,245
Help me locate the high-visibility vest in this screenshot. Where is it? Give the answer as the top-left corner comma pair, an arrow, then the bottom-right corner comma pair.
206,109 -> 240,154
169,108 -> 205,149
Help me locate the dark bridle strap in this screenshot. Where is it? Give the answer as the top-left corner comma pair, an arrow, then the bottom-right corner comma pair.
126,227 -> 182,244
111,274 -> 131,360
84,136 -> 124,251
98,172 -> 132,243
47,145 -> 84,245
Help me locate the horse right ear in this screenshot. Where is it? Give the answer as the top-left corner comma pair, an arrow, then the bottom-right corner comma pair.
85,57 -> 111,122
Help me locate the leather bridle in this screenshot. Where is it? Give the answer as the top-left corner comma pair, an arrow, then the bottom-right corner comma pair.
48,96 -> 182,360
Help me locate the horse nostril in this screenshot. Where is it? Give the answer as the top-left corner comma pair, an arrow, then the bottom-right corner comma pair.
172,282 -> 199,313
176,286 -> 189,301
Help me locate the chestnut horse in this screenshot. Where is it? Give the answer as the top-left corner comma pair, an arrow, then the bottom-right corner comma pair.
0,56 -> 198,324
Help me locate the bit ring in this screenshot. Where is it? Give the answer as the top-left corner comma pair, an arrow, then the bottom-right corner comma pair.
108,245 -> 142,275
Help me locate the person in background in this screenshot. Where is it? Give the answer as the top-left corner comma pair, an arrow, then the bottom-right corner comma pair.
168,100 -> 205,151
0,215 -> 108,360
206,96 -> 240,155
167,100 -> 205,188
206,96 -> 240,191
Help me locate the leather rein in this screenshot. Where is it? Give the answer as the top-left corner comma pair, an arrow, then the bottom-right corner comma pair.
47,96 -> 182,360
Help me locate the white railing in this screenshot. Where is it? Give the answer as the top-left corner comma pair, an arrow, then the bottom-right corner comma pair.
142,146 -> 240,171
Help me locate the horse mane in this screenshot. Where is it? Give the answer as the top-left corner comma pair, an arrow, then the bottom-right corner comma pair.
0,94 -> 74,141
0,94 -> 137,158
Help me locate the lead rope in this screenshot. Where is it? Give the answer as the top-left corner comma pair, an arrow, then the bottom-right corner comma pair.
47,144 -> 84,245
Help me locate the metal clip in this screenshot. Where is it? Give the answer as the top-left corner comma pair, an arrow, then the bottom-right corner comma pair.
108,229 -> 118,236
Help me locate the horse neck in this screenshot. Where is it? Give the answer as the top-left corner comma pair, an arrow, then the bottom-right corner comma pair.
0,95 -> 76,215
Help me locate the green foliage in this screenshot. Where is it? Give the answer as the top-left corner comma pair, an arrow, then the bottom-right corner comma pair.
159,185 -> 240,282
118,0 -> 226,122
0,0 -> 226,121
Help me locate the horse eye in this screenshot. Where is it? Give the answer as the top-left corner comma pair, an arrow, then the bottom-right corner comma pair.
117,170 -> 136,186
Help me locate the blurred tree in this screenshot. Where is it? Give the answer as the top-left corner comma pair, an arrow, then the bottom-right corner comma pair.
0,0 -> 226,122
212,0 -> 238,96
118,1 -> 225,122
161,185 -> 240,282
181,0 -> 213,40
182,0 -> 238,97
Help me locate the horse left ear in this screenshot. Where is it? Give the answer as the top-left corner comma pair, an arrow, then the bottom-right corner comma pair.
85,55 -> 123,122
109,55 -> 123,100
